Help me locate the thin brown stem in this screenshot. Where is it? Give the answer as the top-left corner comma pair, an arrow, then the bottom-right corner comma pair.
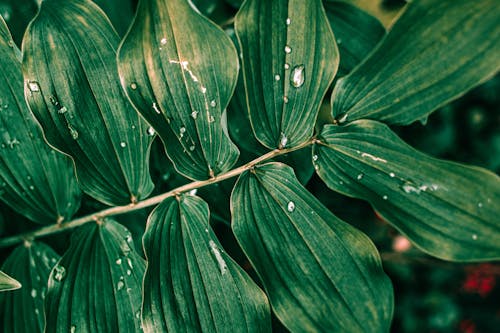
0,139 -> 314,248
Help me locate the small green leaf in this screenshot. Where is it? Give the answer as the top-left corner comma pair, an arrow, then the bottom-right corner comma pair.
45,220 -> 145,333
0,271 -> 21,292
331,0 -> 500,125
235,0 -> 338,149
0,242 -> 60,332
142,195 -> 271,333
0,16 -> 81,224
118,0 -> 240,180
23,0 -> 154,206
231,162 -> 393,332
314,120 -> 500,261
324,0 -> 385,76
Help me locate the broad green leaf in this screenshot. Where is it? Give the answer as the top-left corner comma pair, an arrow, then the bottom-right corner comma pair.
324,0 -> 385,76
142,195 -> 271,332
235,0 -> 338,149
45,220 -> 145,333
118,0 -> 239,180
231,162 -> 393,332
314,120 -> 500,261
0,242 -> 60,332
0,17 -> 80,224
23,0 -> 154,206
331,0 -> 500,125
0,271 -> 20,292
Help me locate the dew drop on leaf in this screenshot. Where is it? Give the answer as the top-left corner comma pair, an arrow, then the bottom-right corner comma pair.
116,258 -> 122,265
70,325 -> 76,333
120,142 -> 127,148
357,173 -> 364,180
160,37 -> 167,45
130,82 -> 138,90
27,81 -> 40,92
279,132 -> 288,148
117,280 -> 124,290
284,63 -> 290,70
31,289 -> 37,298
286,18 -> 291,25
287,201 -> 295,212
312,154 -> 318,162
284,46 -> 292,54
275,74 -> 280,81
53,265 -> 66,281
210,100 -> 217,107
290,65 -> 305,88
68,126 -> 79,140
191,111 -> 199,119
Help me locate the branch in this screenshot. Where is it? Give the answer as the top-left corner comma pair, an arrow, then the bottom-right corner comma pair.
0,140 -> 314,248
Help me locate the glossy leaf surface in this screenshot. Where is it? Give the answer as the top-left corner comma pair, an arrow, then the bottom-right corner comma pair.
142,195 -> 271,332
324,0 -> 385,76
23,0 -> 154,205
231,162 -> 393,332
45,220 -> 145,333
118,0 -> 239,180
235,0 -> 338,149
314,120 -> 500,261
0,271 -> 20,292
331,0 -> 500,125
0,242 -> 60,332
0,17 -> 80,224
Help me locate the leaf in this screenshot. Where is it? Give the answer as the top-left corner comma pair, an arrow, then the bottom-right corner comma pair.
23,0 -> 154,206
323,0 -> 385,76
314,120 -> 500,261
235,0 -> 339,149
0,242 -> 60,332
231,162 -> 393,332
0,271 -> 21,292
117,0 -> 240,180
0,16 -> 81,224
331,0 -> 500,125
142,195 -> 271,333
45,220 -> 145,333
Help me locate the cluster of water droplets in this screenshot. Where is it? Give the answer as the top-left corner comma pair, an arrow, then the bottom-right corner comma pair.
209,240 -> 228,275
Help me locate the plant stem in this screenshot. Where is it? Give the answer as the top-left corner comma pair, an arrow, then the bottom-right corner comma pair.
0,139 -> 314,248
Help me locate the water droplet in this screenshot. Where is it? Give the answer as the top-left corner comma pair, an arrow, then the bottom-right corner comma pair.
0,4 -> 12,21
58,106 -> 68,114
209,240 -> 227,275
275,74 -> 280,81
116,258 -> 122,265
472,234 -> 478,240
6,138 -> 20,149
35,308 -> 40,315
147,126 -> 155,136
287,201 -> 295,212
160,37 -> 167,45
201,86 -> 207,94
70,325 -> 76,333
402,182 -> 420,194
120,142 -> 126,148
478,202 -> 483,208
31,289 -> 37,298
208,114 -> 215,123
68,126 -> 79,140
189,145 -> 195,151
290,65 -> 305,88
130,82 -> 138,90
336,38 -> 343,45
53,265 -> 66,281
389,172 -> 396,178
357,173 -> 364,180
286,18 -> 291,25
152,102 -> 161,114
210,100 -> 217,107
29,185 -> 35,190
127,258 -> 133,269
283,96 -> 289,104
312,155 -> 318,162
284,63 -> 290,70
135,311 -> 141,319
179,127 -> 186,134
28,81 -> 40,92
127,269 -> 132,276
117,280 -> 124,291
284,46 -> 292,54
191,111 -> 199,119
383,195 -> 388,200
279,132 -> 288,149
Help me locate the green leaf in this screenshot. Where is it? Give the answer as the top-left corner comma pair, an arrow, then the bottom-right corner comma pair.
314,120 -> 500,261
331,0 -> 500,125
0,16 -> 81,224
23,0 -> 154,206
0,271 -> 21,292
231,162 -> 393,332
142,195 -> 271,333
45,220 -> 145,333
0,242 -> 60,332
324,0 -> 385,76
117,0 -> 240,180
235,0 -> 338,149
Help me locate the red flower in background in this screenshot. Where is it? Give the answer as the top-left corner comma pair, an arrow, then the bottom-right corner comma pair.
462,264 -> 497,297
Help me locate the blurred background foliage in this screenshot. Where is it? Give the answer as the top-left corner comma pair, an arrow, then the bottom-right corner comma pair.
0,0 -> 498,332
